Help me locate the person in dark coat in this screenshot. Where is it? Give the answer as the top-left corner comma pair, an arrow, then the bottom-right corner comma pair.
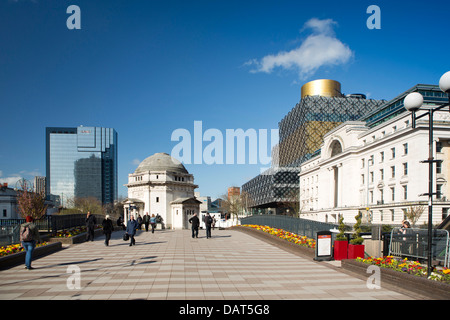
102,215 -> 114,246
137,214 -> 143,230
85,211 -> 97,242
204,212 -> 213,239
143,212 -> 150,232
188,213 -> 199,238
126,215 -> 139,246
117,216 -> 125,230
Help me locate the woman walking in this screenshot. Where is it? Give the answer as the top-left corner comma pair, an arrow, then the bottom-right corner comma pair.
150,214 -> 156,233
20,215 -> 41,270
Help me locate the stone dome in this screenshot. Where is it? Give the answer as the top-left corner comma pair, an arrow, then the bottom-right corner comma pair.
134,152 -> 188,174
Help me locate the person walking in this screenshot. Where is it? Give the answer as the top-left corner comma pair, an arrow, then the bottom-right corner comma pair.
188,213 -> 199,238
143,212 -> 150,232
204,212 -> 213,239
20,215 -> 41,270
126,215 -> 138,246
150,214 -> 156,233
102,215 -> 114,246
85,211 -> 97,242
137,214 -> 143,230
117,216 -> 125,230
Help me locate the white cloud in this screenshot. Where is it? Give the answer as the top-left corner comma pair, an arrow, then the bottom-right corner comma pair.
0,170 -> 42,188
131,159 -> 141,166
0,175 -> 22,187
247,18 -> 353,80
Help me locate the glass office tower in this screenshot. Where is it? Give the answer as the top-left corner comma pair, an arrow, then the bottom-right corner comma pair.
46,126 -> 118,206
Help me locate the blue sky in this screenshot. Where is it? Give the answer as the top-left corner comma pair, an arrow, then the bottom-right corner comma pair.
0,0 -> 449,200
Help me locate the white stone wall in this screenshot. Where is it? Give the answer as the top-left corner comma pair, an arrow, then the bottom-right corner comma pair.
299,110 -> 450,225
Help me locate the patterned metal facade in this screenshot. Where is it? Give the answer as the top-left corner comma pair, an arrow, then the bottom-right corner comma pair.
242,93 -> 386,209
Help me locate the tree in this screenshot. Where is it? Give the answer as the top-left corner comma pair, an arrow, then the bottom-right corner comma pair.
336,216 -> 347,241
16,188 -> 48,220
350,213 -> 364,245
405,205 -> 425,227
73,197 -> 103,214
219,191 -> 250,223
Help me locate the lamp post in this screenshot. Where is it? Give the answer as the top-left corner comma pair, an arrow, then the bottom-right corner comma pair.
403,71 -> 450,277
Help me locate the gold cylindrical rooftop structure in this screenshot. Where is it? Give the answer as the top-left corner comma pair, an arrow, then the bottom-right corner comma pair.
301,79 -> 342,98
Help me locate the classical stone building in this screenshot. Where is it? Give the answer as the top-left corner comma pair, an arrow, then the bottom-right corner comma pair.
299,84 -> 450,225
123,153 -> 201,229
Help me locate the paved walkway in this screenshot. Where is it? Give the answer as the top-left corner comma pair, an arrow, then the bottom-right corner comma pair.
0,228 -> 420,300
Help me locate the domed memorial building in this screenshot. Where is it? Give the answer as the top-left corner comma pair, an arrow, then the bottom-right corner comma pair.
124,153 -> 201,229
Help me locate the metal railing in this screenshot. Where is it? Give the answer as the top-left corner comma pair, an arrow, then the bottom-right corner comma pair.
0,214 -> 104,246
0,225 -> 21,247
388,227 -> 449,268
240,214 -> 338,240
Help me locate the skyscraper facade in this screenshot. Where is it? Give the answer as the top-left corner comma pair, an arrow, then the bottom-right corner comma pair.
46,126 -> 118,206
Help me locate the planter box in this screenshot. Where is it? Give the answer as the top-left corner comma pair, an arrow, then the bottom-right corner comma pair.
348,244 -> 365,259
0,242 -> 62,270
333,240 -> 348,260
341,259 -> 450,300
48,228 -> 105,245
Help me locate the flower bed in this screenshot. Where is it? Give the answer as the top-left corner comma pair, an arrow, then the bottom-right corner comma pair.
356,255 -> 450,284
241,224 -> 316,249
238,224 -> 450,299
0,242 -> 49,257
341,259 -> 450,300
48,226 -> 105,244
0,242 -> 62,270
54,225 -> 103,238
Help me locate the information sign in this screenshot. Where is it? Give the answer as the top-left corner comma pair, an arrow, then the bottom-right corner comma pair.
314,231 -> 333,261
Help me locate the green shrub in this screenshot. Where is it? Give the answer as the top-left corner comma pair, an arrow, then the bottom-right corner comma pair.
350,213 -> 364,245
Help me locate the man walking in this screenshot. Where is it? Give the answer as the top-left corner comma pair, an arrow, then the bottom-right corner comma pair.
188,213 -> 199,239
126,215 -> 138,246
143,212 -> 150,232
102,215 -> 114,246
85,211 -> 97,242
204,212 -> 213,239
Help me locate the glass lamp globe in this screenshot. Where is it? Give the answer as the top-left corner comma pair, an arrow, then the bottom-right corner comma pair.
404,92 -> 423,112
439,71 -> 450,93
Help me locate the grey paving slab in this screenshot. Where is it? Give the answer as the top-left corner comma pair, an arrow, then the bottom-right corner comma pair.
0,228 -> 420,300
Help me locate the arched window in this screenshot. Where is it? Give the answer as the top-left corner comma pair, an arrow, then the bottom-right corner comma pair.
329,140 -> 343,157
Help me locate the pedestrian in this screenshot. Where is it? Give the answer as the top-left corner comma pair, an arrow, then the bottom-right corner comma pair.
400,220 -> 412,254
150,214 -> 156,233
85,211 -> 97,242
126,215 -> 138,246
188,213 -> 199,238
102,215 -> 114,246
20,215 -> 41,270
401,220 -> 411,230
212,217 -> 216,230
204,212 -> 213,239
117,216 -> 125,230
137,214 -> 143,230
143,212 -> 150,232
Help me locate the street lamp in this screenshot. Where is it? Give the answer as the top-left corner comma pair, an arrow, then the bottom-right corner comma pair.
403,71 -> 450,277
